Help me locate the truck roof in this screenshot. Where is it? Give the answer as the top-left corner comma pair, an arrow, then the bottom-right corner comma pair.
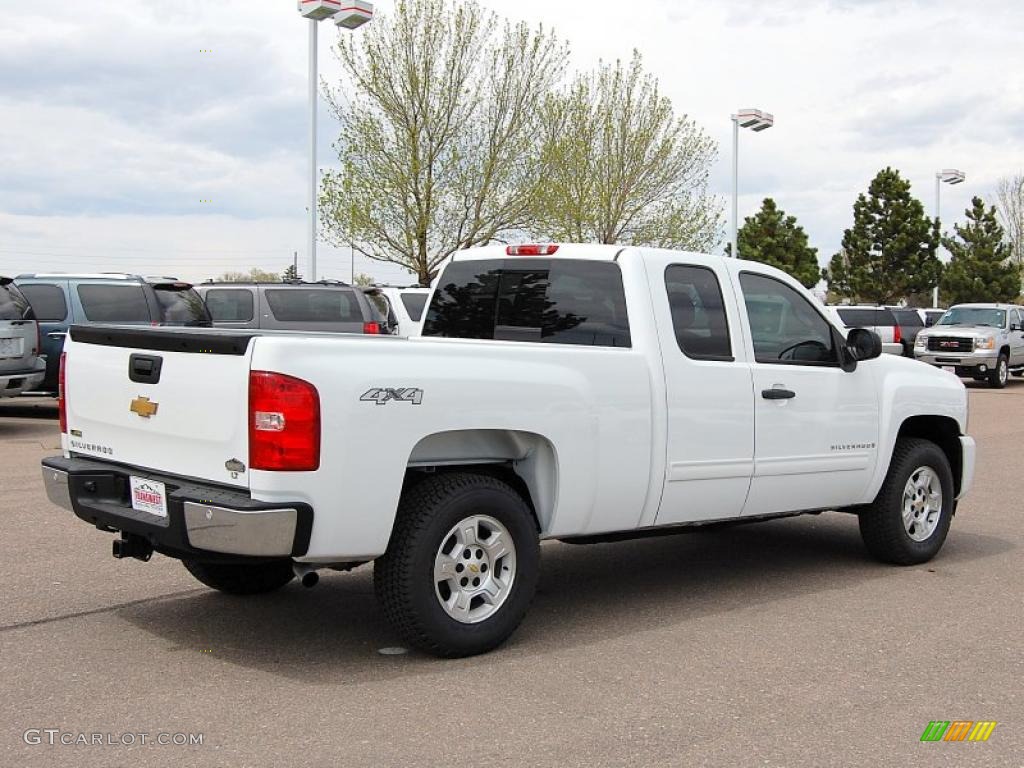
452,244 -> 626,262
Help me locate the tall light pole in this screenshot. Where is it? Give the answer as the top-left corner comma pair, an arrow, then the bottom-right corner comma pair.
297,0 -> 373,282
933,168 -> 966,307
730,108 -> 773,258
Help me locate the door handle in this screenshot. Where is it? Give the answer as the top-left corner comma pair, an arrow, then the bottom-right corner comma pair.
47,332 -> 67,339
762,388 -> 796,400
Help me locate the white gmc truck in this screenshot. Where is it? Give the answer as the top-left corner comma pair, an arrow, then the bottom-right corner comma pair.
42,244 -> 976,657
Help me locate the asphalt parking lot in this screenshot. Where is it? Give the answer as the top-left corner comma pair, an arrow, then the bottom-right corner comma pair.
1,384 -> 1021,768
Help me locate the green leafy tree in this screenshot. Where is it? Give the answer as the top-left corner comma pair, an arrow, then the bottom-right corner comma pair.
824,167 -> 941,303
939,196 -> 1019,304
529,51 -> 721,251
735,198 -> 819,287
282,263 -> 301,281
320,0 -> 566,284
215,268 -> 281,283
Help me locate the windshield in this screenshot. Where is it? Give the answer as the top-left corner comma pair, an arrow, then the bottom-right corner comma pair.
936,307 -> 1006,328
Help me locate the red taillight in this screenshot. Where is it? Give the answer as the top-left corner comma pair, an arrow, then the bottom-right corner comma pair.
249,371 -> 320,471
58,352 -> 67,434
363,322 -> 381,335
893,324 -> 902,344
506,244 -> 559,256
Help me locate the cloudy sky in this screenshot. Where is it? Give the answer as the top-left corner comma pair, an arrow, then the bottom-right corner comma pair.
1,0 -> 1021,284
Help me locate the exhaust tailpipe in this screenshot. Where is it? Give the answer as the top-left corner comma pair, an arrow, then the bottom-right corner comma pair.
293,563 -> 319,588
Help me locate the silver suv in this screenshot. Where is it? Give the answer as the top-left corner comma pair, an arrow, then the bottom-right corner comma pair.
0,277 -> 46,397
914,303 -> 1024,388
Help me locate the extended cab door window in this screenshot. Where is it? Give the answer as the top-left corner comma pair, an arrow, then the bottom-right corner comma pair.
739,272 -> 836,366
665,265 -> 732,360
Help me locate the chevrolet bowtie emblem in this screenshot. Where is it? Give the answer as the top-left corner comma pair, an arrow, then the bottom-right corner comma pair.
130,396 -> 159,418
469,564 -> 479,573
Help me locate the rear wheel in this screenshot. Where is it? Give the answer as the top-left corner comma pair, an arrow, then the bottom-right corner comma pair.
858,438 -> 954,565
374,472 -> 540,658
989,354 -> 1009,388
182,559 -> 294,595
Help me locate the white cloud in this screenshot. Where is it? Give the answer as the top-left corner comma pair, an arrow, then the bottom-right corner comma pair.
0,0 -> 1022,282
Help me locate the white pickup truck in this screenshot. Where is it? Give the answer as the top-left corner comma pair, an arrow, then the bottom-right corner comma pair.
42,244 -> 976,657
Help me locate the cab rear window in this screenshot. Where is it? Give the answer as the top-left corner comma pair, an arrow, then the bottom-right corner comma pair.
0,282 -> 33,321
422,259 -> 631,347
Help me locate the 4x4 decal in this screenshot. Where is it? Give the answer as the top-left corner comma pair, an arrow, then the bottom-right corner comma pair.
360,387 -> 424,406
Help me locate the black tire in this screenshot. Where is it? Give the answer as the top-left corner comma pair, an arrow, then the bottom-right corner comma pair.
989,353 -> 1009,388
182,559 -> 294,595
374,472 -> 540,658
858,438 -> 954,565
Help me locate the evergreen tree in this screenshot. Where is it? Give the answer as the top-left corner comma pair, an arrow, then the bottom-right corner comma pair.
282,263 -> 301,281
940,196 -> 1019,304
737,198 -> 820,287
824,167 -> 941,303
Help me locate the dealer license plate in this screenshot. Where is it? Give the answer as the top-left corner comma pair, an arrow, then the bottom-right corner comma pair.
130,477 -> 168,518
0,337 -> 22,358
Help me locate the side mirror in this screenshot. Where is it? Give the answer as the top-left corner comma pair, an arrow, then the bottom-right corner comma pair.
848,328 -> 882,362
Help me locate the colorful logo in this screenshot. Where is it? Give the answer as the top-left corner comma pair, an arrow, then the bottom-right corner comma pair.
920,721 -> 997,742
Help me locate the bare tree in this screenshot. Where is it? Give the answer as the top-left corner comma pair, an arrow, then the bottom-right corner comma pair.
528,51 -> 722,251
996,173 -> 1024,267
319,0 -> 566,283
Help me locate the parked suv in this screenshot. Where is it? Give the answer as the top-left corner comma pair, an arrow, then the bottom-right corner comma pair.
0,277 -> 46,397
914,303 -> 1024,388
15,274 -> 211,395
195,280 -> 386,334
362,285 -> 431,337
886,307 -> 925,356
825,306 -> 904,356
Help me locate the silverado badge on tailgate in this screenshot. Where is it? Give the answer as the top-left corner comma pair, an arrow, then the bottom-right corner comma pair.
130,396 -> 159,418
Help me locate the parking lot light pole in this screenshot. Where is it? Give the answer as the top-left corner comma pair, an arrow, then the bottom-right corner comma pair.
933,168 -> 966,307
730,109 -> 773,258
298,1 -> 374,282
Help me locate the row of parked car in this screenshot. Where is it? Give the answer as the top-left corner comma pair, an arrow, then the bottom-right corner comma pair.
0,272 -> 430,397
3,269 -> 1022,400
825,305 -> 944,358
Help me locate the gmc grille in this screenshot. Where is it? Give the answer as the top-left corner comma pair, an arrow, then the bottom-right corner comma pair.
928,336 -> 974,353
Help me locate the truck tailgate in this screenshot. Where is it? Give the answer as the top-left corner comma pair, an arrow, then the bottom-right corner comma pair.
63,326 -> 255,488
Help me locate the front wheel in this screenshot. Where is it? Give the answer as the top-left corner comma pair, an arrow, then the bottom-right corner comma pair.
182,559 -> 295,595
858,438 -> 954,565
374,473 -> 540,658
989,354 -> 1009,388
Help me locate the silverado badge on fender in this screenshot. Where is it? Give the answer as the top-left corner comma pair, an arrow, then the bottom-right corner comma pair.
130,396 -> 159,418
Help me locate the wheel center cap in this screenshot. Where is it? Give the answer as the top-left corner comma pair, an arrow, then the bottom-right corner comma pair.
469,563 -> 479,574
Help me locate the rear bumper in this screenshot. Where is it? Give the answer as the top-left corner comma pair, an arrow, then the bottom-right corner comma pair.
0,362 -> 46,396
41,456 -> 313,561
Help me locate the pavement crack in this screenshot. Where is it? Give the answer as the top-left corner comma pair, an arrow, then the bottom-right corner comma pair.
0,588 -> 205,634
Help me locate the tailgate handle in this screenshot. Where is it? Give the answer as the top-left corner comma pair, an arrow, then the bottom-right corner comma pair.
129,354 -> 163,384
